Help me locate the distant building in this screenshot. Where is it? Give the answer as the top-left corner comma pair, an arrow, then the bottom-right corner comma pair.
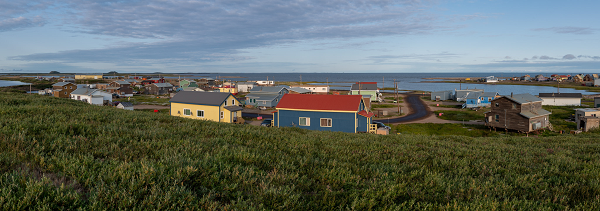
538,93 -> 582,106
52,82 -> 77,98
431,90 -> 453,101
289,85 -> 330,94
575,108 -> 600,131
70,87 -> 112,105
236,82 -> 257,92
595,97 -> 600,108
74,74 -> 103,80
117,102 -> 134,110
350,82 -> 380,102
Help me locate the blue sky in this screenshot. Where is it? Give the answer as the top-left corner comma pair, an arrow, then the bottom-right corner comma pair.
1,0 -> 599,73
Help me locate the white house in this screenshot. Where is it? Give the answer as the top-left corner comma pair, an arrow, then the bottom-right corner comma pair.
255,80 -> 274,86
236,82 -> 257,92
70,87 -> 112,105
290,85 -> 329,94
538,93 -> 582,106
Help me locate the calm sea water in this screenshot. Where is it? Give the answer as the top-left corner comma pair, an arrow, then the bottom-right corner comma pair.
170,73 -> 598,95
0,80 -> 29,87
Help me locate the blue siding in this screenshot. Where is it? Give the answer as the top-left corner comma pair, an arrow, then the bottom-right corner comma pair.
277,110 -> 357,133
357,115 -> 370,132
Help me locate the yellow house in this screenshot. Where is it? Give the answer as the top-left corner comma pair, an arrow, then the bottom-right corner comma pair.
75,74 -> 103,80
218,87 -> 238,94
169,91 -> 243,123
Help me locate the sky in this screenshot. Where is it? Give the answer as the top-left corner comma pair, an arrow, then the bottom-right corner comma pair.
1,0 -> 599,73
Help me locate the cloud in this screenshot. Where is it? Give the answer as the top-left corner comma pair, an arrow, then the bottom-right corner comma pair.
504,56 -> 511,60
0,1 -> 50,31
367,52 -> 461,63
0,16 -> 46,32
578,55 -> 600,60
531,56 -> 538,60
562,54 -> 576,60
533,27 -> 595,35
12,0 -> 448,64
539,55 -> 557,60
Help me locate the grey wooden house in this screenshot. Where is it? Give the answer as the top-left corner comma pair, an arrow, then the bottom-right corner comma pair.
484,93 -> 551,133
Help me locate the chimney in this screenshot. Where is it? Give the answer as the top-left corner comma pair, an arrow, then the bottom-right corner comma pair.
511,92 -> 513,98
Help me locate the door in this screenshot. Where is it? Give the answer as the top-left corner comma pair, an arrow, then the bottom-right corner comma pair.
233,112 -> 238,122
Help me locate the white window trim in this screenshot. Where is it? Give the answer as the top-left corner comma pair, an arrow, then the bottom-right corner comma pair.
197,110 -> 204,118
232,99 -> 235,105
299,117 -> 310,126
224,100 -> 227,106
183,108 -> 191,116
320,118 -> 332,127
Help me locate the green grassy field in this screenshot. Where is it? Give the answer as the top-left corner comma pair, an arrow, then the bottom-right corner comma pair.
1,92 -> 600,210
434,110 -> 487,121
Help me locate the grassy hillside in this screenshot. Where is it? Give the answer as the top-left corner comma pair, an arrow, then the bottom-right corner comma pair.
1,92 -> 600,210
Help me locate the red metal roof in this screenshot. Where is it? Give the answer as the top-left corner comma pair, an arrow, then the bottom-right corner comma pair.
276,94 -> 363,112
357,110 -> 374,118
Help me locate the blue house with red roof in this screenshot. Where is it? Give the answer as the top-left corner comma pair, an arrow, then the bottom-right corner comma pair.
273,94 -> 375,133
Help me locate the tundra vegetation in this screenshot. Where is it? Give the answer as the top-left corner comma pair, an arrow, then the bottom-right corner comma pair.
1,92 -> 599,210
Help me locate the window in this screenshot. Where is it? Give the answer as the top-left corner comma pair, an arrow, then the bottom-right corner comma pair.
220,111 -> 224,119
488,97 -> 491,101
224,100 -> 227,106
183,109 -> 191,116
320,118 -> 332,127
512,103 -> 516,109
197,110 -> 204,117
322,88 -> 326,90
495,114 -> 499,122
232,99 -> 235,105
64,92 -> 67,95
495,103 -> 499,107
299,117 -> 310,126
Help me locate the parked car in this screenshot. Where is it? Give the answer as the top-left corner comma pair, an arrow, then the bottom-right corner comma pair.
372,121 -> 391,130
112,93 -> 120,98
261,119 -> 273,127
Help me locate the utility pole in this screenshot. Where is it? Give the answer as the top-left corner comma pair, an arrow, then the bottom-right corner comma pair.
383,76 -> 385,92
299,75 -> 302,84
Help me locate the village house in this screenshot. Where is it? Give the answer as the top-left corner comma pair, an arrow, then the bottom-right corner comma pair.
179,79 -> 198,88
255,80 -> 274,86
350,82 -> 380,102
246,86 -> 289,108
538,93 -> 582,106
74,74 -> 103,80
116,102 -> 134,110
454,89 -> 483,102
287,87 -> 311,94
289,85 -> 330,94
52,82 -> 77,98
575,108 -> 600,131
595,97 -> 600,108
148,78 -> 166,83
464,92 -> 498,108
272,94 -> 375,133
236,82 -> 257,92
169,91 -> 243,123
107,80 -> 134,96
218,85 -> 238,95
144,83 -> 173,95
431,90 -> 453,101
484,93 -> 551,133
60,77 -> 75,83
70,87 -> 112,105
